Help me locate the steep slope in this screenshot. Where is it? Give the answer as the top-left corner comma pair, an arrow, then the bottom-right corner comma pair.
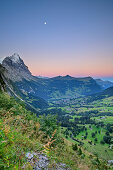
1,53 -> 102,102
86,86 -> 113,103
49,75 -> 102,97
99,85 -> 113,97
2,53 -> 33,81
0,91 -> 107,170
95,79 -> 113,89
15,75 -> 102,100
0,64 -> 6,91
0,56 -> 48,110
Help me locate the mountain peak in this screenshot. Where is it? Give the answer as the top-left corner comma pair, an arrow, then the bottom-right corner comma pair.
2,53 -> 24,68
10,53 -> 20,63
2,53 -> 33,81
64,75 -> 73,78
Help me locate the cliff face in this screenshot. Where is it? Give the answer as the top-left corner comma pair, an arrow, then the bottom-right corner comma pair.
0,64 -> 6,91
0,54 -> 48,110
1,53 -> 103,99
2,53 -> 33,81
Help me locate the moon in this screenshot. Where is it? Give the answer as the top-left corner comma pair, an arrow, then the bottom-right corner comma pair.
44,22 -> 47,25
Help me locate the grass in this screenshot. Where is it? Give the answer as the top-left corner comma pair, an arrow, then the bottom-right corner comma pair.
57,96 -> 113,162
0,119 -> 42,169
92,116 -> 113,124
0,93 -> 44,169
71,124 -> 113,160
0,92 -> 112,169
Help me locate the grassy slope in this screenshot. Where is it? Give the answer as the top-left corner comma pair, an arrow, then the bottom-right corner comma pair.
75,125 -> 113,160
0,93 -> 44,169
0,92 -> 106,170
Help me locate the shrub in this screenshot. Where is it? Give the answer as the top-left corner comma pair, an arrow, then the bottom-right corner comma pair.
78,148 -> 82,155
72,144 -> 78,151
39,114 -> 58,137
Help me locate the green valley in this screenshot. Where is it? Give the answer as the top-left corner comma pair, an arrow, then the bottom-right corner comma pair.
0,54 -> 113,169
42,95 -> 113,163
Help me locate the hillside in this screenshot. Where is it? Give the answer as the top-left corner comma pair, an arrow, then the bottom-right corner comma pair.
95,79 -> 113,90
44,91 -> 113,163
0,64 -> 6,92
86,86 -> 113,103
14,75 -> 102,102
0,59 -> 48,110
1,54 -> 103,103
0,54 -> 111,169
101,86 -> 113,96
0,91 -> 108,169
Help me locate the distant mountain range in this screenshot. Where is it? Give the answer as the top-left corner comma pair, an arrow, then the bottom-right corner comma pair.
0,53 -> 113,110
86,85 -> 113,103
95,79 -> 113,89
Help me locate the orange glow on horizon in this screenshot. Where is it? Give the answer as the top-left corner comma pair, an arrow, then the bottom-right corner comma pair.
24,52 -> 113,79
31,70 -> 113,78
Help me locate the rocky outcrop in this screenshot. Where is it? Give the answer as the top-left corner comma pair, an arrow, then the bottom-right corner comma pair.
0,54 -> 48,110
0,64 -> 6,91
2,53 -> 33,81
24,152 -> 70,170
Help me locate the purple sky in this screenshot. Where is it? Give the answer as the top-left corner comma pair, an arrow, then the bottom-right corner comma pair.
0,0 -> 113,79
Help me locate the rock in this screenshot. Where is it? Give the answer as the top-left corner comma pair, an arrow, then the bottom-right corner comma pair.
2,53 -> 33,81
26,152 -> 34,159
35,154 -> 49,169
24,152 -> 70,170
108,160 -> 113,165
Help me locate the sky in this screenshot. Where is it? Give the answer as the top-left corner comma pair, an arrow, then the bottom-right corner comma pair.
0,0 -> 113,80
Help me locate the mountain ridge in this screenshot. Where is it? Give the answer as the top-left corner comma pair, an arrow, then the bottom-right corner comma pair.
95,78 -> 113,89
1,53 -> 111,110
0,59 -> 48,110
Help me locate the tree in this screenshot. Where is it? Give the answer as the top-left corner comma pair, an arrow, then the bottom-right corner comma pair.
85,132 -> 88,136
100,140 -> 105,144
103,135 -> 111,144
72,144 -> 78,151
91,132 -> 95,138
107,124 -> 113,133
98,130 -> 100,134
84,136 -> 87,139
106,131 -> 110,136
89,125 -> 91,128
78,148 -> 82,155
95,138 -> 98,142
39,114 -> 58,137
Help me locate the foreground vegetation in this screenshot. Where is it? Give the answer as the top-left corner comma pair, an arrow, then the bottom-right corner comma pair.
0,92 -> 111,169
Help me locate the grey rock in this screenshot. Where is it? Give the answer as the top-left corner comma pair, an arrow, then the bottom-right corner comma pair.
2,53 -> 33,81
24,152 -> 70,170
108,160 -> 113,164
26,152 -> 34,159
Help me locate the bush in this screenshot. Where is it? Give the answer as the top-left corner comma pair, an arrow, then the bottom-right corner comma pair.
78,148 -> 82,155
100,140 -> 105,144
103,135 -> 111,144
72,144 -> 78,151
39,114 -> 58,137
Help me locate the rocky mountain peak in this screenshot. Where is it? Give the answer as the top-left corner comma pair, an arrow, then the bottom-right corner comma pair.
9,53 -> 20,63
2,53 -> 25,66
2,53 -> 33,82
